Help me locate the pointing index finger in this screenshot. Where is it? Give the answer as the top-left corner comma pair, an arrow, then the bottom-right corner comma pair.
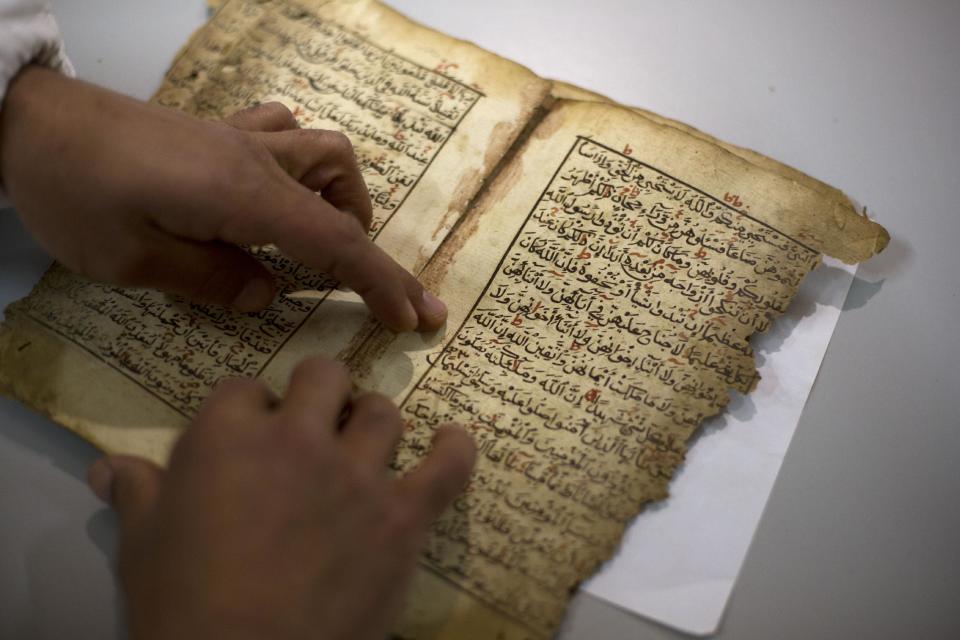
228,182 -> 443,332
258,128 -> 374,232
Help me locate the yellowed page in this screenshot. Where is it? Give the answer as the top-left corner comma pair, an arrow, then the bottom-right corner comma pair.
0,2 -> 889,635
549,79 -> 881,225
348,99 -> 887,637
0,0 -> 548,463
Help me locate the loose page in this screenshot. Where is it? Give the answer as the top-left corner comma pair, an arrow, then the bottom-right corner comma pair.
350,100 -> 887,637
0,2 -> 890,636
0,0 -> 548,463
549,80 -> 882,236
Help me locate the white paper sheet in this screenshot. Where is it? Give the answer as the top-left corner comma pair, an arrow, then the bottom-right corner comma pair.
581,258 -> 856,635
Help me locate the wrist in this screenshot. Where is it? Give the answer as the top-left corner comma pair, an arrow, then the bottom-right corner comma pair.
0,65 -> 55,199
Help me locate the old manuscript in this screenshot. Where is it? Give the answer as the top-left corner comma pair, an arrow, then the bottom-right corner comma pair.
0,1 -> 888,638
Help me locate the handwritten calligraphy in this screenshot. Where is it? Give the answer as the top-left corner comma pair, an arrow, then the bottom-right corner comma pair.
156,0 -> 481,233
16,0 -> 481,415
393,137 -> 820,632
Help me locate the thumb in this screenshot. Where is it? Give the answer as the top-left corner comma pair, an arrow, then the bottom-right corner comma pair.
130,234 -> 277,312
88,454 -> 164,533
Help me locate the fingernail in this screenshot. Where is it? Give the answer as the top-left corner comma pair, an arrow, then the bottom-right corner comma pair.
232,278 -> 274,312
87,458 -> 114,504
421,290 -> 447,319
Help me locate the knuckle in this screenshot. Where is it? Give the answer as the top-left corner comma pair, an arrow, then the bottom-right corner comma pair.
221,126 -> 272,168
328,211 -> 367,251
207,129 -> 275,194
293,129 -> 356,165
385,502 -> 424,548
320,129 -> 354,155
195,378 -> 263,420
361,393 -> 402,433
320,217 -> 368,280
349,464 -> 381,495
274,417 -> 325,457
259,101 -> 297,127
330,462 -> 383,507
199,378 -> 266,421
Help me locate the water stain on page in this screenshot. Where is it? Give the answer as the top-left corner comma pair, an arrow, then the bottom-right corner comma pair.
428,119 -> 519,246
337,316 -> 397,381
419,152 -> 526,293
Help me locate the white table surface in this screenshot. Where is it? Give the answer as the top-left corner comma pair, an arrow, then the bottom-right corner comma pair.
1,1 -> 958,638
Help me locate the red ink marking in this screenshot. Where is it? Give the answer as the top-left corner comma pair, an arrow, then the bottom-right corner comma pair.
585,389 -> 601,403
623,144 -> 633,155
434,61 -> 460,73
723,192 -> 745,208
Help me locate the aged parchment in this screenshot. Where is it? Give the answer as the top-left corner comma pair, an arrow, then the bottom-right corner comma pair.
0,0 -> 548,463
0,2 -> 888,638
549,80 -> 888,262
347,99 -> 886,637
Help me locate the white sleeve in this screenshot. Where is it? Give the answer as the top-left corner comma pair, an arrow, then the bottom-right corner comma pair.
0,0 -> 75,208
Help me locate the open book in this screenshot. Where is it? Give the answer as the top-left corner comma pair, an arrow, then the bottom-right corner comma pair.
0,1 -> 888,637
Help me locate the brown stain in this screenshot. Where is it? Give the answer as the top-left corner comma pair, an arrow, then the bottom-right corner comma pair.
483,120 -> 519,169
418,196 -> 485,293
430,167 -> 482,244
419,137 -> 529,292
418,101 -> 556,287
334,317 -> 383,369
409,246 -> 434,277
428,119 -> 520,245
531,102 -> 567,141
339,319 -> 400,382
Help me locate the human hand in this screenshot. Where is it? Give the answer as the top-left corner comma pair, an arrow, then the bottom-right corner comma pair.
0,65 -> 445,331
86,357 -> 475,640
